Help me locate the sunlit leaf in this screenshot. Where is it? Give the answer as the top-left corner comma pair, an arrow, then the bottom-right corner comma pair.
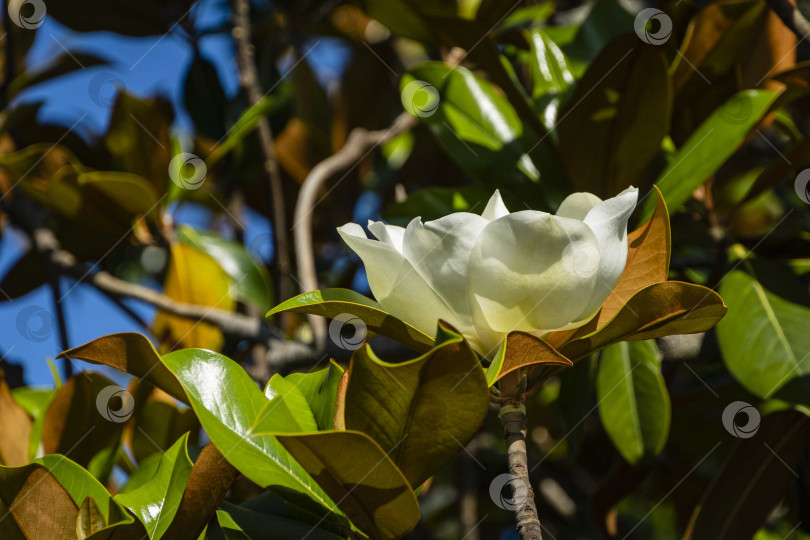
268,289 -> 434,352
597,340 -> 670,464
486,332 -> 572,387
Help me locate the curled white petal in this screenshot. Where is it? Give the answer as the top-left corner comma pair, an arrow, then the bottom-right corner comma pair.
481,189 -> 510,221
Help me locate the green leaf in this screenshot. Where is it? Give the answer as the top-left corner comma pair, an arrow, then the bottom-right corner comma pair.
267,288 -> 435,352
276,431 -> 420,539
597,340 -> 670,464
264,375 -> 318,432
717,270 -> 810,401
401,62 -> 542,196
527,28 -> 575,100
558,35 -> 670,197
176,225 -> 273,311
686,409 -> 810,540
159,349 -> 333,509
562,0 -> 634,74
114,433 -> 193,540
645,90 -> 780,219
285,362 -> 345,431
558,281 -> 728,361
345,322 -> 489,488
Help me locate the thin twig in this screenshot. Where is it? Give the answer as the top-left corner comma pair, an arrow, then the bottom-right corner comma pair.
293,112 -> 417,345
764,0 -> 810,40
231,0 -> 294,310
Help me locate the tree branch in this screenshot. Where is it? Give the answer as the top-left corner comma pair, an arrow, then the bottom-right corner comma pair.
764,0 -> 810,41
1,197 -> 318,371
231,0 -> 294,309
293,112 -> 417,345
499,399 -> 544,540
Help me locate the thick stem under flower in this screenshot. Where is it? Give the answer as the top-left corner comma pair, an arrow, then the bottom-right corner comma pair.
499,401 -> 544,540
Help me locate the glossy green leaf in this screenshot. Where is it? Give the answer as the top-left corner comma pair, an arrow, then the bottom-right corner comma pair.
401,62 -> 541,194
558,35 -> 670,197
597,340 -> 670,464
114,433 -> 193,540
686,410 -> 810,540
717,270 -> 810,401
559,281 -> 728,361
277,431 -> 420,539
345,322 -> 489,488
285,362 -> 345,431
159,349 -> 333,509
267,288 -> 434,352
177,225 -> 273,311
646,90 -> 780,219
264,375 -> 318,432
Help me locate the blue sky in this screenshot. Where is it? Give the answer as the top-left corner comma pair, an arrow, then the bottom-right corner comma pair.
0,0 -> 352,386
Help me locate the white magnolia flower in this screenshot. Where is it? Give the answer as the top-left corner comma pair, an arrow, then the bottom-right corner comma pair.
338,187 -> 639,356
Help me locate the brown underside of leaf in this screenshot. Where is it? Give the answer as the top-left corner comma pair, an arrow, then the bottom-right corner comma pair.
0,372 -> 32,466
162,444 -> 239,540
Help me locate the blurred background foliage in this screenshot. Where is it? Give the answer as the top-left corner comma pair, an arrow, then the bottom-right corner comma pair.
0,0 -> 809,538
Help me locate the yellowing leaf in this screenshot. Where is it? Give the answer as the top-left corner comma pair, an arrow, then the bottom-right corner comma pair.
153,242 -> 235,351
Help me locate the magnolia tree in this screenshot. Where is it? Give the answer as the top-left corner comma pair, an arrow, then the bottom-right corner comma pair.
1,0 -> 810,539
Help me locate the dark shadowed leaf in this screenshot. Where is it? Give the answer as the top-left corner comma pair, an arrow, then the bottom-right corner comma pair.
558,35 -> 670,197
345,322 -> 489,488
686,409 -> 810,540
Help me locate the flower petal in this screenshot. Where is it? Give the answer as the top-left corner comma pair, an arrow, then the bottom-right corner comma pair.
555,192 -> 602,220
368,221 -> 405,252
338,224 -> 462,338
467,211 -> 601,352
577,186 -> 639,317
481,190 -> 510,221
401,213 -> 487,340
